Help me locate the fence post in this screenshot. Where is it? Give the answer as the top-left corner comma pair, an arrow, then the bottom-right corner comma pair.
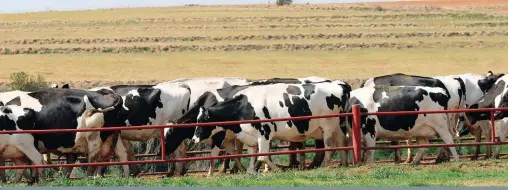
490,111 -> 496,143
160,128 -> 166,160
352,104 -> 362,165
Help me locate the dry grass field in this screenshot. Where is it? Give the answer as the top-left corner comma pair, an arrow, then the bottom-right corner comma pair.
1,0 -> 508,89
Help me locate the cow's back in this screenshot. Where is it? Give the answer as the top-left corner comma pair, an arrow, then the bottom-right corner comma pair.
160,77 -> 248,106
153,82 -> 192,123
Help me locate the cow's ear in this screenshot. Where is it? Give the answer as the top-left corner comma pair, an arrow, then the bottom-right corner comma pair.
62,84 -> 70,89
487,71 -> 494,76
0,101 -> 4,107
6,97 -> 21,106
147,89 -> 162,104
23,108 -> 36,122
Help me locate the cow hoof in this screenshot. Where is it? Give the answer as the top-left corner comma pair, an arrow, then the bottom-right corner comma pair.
435,158 -> 450,164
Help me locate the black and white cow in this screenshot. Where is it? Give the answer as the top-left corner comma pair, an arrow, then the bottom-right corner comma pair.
248,76 -> 336,170
458,74 -> 508,159
50,83 -> 70,89
165,76 -> 344,176
0,105 -> 42,184
361,71 -> 504,162
159,77 -> 250,177
191,82 -> 351,173
449,72 -> 506,159
0,88 -> 125,179
343,85 -> 459,164
87,82 -> 192,177
165,91 -> 246,177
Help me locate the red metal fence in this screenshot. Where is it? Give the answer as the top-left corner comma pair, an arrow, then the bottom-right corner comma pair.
1,105 -> 508,171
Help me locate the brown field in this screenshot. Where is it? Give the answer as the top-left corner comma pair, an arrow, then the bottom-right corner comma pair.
1,0 -> 508,89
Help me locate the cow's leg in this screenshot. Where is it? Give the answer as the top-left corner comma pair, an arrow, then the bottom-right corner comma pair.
207,147 -> 220,177
310,140 -> 325,169
262,157 -> 272,173
11,137 -> 44,183
15,143 -> 44,183
404,139 -> 414,164
113,139 -> 130,177
231,139 -> 246,173
493,135 -> 503,159
335,130 -> 349,167
321,131 -> 337,167
493,120 -> 508,159
298,144 -> 306,170
44,153 -> 60,174
479,123 -> 493,159
0,159 -> 6,183
246,146 -> 258,174
411,137 -> 429,165
11,159 -> 26,183
288,142 -> 301,169
391,140 -> 401,163
87,133 -> 118,177
257,139 -> 280,172
364,136 -> 376,163
219,158 -> 230,174
435,129 -> 460,162
65,154 -> 78,178
173,141 -> 187,176
470,126 -> 483,160
221,139 -> 246,174
166,153 -> 176,177
125,141 -> 140,177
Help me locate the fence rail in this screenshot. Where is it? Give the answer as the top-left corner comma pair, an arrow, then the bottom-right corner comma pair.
0,105 -> 507,172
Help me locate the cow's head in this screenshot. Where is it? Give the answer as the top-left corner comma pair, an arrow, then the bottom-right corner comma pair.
191,95 -> 246,143
478,71 -> 505,94
51,83 -> 70,89
192,106 -> 217,143
458,75 -> 508,136
0,105 -> 36,131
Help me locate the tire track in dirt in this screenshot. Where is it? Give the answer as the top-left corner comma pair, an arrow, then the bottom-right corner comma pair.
3,31 -> 508,45
1,41 -> 506,55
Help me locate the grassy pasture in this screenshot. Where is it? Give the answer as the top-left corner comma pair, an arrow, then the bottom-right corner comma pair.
2,0 -> 508,187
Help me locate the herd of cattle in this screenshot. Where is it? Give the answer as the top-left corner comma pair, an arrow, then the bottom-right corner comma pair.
0,71 -> 508,184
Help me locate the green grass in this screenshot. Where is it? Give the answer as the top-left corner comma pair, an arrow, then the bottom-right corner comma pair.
7,160 -> 508,187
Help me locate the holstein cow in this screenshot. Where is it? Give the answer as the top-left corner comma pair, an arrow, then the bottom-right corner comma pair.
458,74 -> 508,159
343,85 -> 460,164
50,83 -> 70,89
165,92 -> 246,177
160,77 -> 250,177
360,72 -> 503,163
248,76 -> 337,170
448,71 -> 505,160
191,82 -> 351,173
0,88 -> 125,179
86,82 -> 192,177
165,77 -> 338,176
164,76 -> 345,176
0,104 -> 42,184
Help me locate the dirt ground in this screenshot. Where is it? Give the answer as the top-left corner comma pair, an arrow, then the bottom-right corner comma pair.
350,0 -> 508,8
